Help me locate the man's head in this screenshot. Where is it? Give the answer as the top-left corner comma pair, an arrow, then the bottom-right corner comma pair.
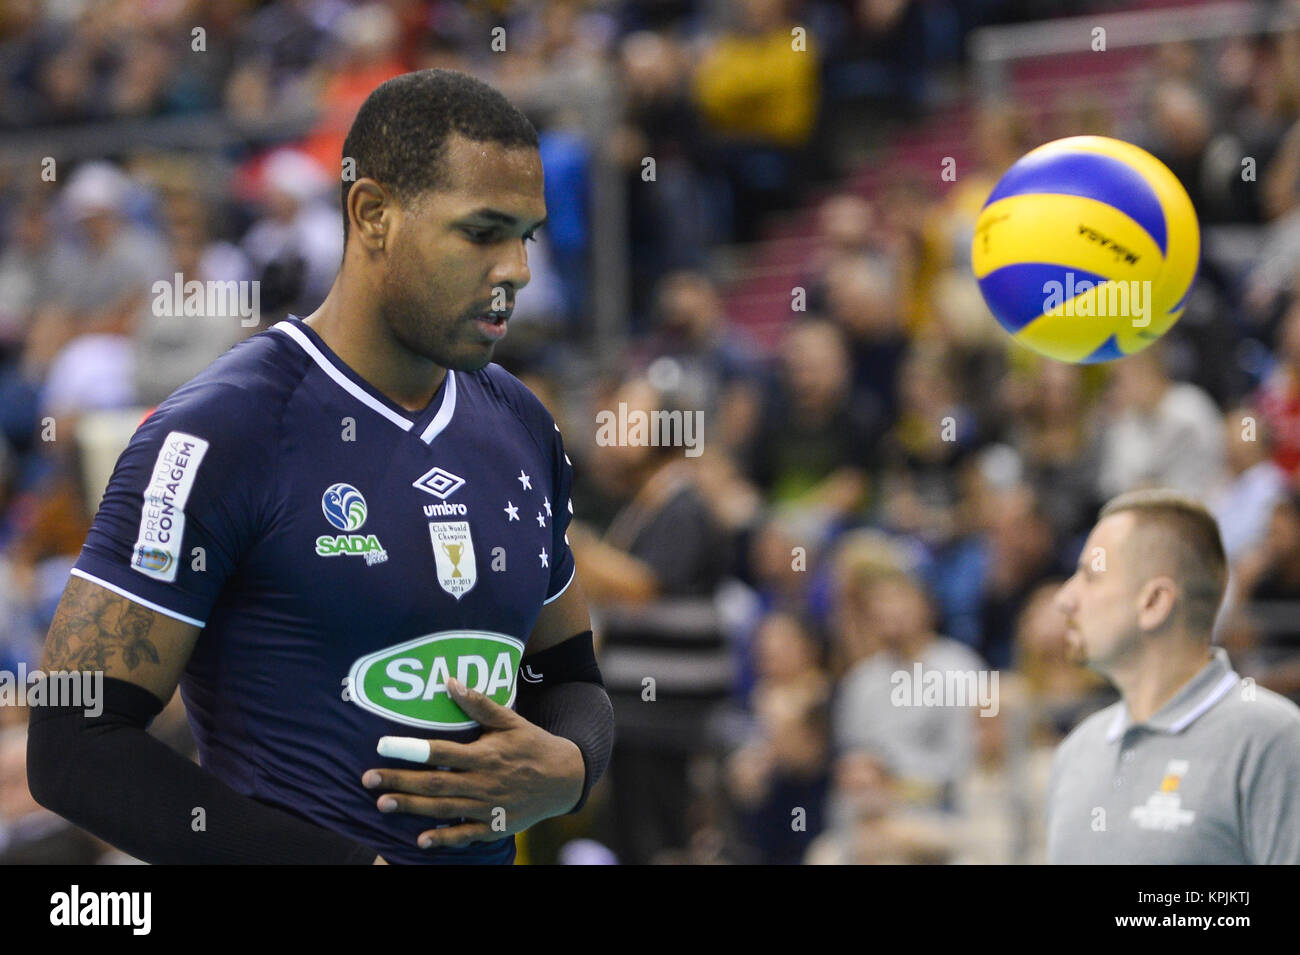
340,69 -> 544,371
1054,489 -> 1227,672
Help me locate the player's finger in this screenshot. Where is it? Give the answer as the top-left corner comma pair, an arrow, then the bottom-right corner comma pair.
375,735 -> 479,768
445,678 -> 519,729
373,793 -> 494,821
417,821 -> 496,850
363,767 -> 493,800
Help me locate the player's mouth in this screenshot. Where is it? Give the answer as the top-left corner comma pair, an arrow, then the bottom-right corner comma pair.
471,310 -> 511,342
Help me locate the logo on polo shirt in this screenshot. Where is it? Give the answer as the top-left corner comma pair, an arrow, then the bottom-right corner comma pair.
1131,759 -> 1196,832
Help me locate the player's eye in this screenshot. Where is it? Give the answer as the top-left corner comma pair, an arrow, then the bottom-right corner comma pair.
462,226 -> 496,243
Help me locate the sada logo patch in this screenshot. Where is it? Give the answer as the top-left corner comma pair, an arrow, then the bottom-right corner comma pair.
347,631 -> 523,729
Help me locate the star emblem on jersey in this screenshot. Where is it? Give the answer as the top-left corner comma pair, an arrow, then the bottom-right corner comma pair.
544,496 -> 551,516
429,522 -> 476,599
517,470 -> 532,490
539,548 -> 548,568
536,511 -> 546,528
504,501 -> 519,521
412,466 -> 465,500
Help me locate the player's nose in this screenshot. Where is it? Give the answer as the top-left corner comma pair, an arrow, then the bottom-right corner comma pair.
1053,579 -> 1076,618
491,240 -> 531,291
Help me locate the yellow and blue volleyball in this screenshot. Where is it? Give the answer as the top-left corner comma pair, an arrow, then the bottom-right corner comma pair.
971,135 -> 1199,364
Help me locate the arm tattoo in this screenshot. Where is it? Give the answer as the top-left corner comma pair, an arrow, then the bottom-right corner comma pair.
43,577 -> 162,673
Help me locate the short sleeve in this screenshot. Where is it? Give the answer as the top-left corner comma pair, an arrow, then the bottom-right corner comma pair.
544,421 -> 576,603
1242,720 -> 1300,864
71,383 -> 275,628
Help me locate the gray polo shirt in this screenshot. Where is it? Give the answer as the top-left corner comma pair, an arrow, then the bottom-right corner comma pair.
1046,647 -> 1300,864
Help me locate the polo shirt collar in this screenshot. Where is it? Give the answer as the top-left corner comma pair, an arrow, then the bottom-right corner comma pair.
1105,647 -> 1239,742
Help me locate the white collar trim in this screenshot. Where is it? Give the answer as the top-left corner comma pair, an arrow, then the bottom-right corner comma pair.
273,320 -> 456,444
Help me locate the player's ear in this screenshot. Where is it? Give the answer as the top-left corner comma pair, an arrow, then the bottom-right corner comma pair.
347,178 -> 390,252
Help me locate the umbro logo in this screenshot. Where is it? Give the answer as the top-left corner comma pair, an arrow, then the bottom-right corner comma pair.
413,466 -> 466,500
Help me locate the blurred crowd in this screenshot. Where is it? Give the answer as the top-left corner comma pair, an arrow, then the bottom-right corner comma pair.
3,0 -> 1300,865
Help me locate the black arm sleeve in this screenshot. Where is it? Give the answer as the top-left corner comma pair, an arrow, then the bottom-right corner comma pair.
25,677 -> 377,865
515,631 -> 614,815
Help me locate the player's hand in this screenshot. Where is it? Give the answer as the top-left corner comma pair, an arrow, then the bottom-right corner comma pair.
361,677 -> 585,851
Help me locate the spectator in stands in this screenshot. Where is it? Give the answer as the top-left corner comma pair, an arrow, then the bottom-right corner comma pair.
23,162 -> 163,377
691,0 -> 820,240
0,194 -> 74,349
223,0 -> 333,125
1228,489 -> 1300,700
567,376 -> 733,865
820,255 -> 909,426
726,694 -> 831,864
747,320 -> 879,545
875,343 -> 978,549
1210,405 -> 1289,568
1250,299 -> 1300,483
240,148 -> 342,321
1095,343 -> 1228,501
998,358 -> 1104,541
805,748 -> 957,864
833,570 -> 983,807
614,31 -> 716,323
1244,118 -> 1300,326
632,270 -> 766,458
974,483 -> 1070,670
133,181 -> 254,406
725,612 -> 831,863
825,526 -> 929,678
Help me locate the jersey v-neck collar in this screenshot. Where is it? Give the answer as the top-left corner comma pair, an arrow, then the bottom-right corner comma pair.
272,317 -> 457,445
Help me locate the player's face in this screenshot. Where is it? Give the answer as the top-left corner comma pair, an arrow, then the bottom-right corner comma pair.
381,134 -> 546,371
1054,513 -> 1143,671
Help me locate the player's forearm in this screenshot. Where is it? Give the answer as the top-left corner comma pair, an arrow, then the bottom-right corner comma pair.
515,631 -> 614,814
26,677 -> 376,865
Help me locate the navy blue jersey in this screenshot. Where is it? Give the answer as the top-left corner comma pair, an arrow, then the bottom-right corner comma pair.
72,317 -> 576,864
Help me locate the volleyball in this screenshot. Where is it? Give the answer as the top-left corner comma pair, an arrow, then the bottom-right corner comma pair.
971,135 -> 1200,364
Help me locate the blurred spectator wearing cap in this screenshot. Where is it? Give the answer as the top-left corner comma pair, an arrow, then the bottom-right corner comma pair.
133,183 -> 254,406
1094,343 -> 1228,502
832,570 -> 983,808
24,161 -> 163,366
240,148 -> 342,321
23,162 -> 165,421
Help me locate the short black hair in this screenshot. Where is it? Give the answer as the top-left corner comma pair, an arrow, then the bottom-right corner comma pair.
339,69 -> 539,244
